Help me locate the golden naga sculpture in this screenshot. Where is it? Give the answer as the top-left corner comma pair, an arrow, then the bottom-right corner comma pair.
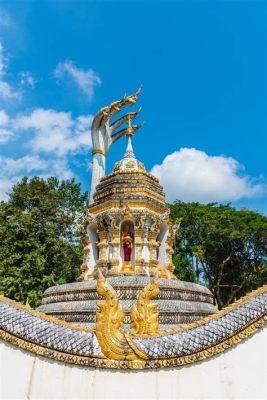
130,277 -> 160,335
95,271 -> 146,361
95,273 -> 161,360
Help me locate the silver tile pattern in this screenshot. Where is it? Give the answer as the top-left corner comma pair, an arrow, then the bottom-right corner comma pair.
0,287 -> 266,369
132,293 -> 267,358
0,300 -> 103,356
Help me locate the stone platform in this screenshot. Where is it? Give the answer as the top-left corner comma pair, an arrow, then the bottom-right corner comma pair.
38,275 -> 217,329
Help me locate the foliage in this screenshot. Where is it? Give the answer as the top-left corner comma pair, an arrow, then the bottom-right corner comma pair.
0,177 -> 87,307
170,201 -> 267,309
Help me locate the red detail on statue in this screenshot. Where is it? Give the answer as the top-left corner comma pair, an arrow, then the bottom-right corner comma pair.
124,240 -> 132,261
122,229 -> 133,262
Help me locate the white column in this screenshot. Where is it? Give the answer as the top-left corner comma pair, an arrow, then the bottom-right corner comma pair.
89,153 -> 106,204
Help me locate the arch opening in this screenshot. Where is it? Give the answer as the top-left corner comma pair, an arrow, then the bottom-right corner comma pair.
120,220 -> 135,268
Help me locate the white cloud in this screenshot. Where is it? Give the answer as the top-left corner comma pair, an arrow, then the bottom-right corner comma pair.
0,155 -> 48,175
0,109 -> 13,143
0,80 -> 20,100
54,60 -> 101,99
0,42 -> 21,101
14,108 -> 93,156
0,155 -> 73,200
151,148 -> 264,203
19,71 -> 37,88
0,127 -> 13,143
0,109 -> 9,125
0,106 -> 92,199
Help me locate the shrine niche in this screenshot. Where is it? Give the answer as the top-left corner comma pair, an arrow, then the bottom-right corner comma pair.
78,110 -> 178,279
120,220 -> 135,273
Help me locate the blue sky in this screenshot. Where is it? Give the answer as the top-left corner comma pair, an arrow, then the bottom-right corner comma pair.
0,0 -> 266,213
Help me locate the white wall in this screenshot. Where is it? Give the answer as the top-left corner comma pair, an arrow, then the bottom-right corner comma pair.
1,328 -> 266,400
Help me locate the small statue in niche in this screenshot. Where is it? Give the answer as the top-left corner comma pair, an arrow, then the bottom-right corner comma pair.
122,225 -> 134,262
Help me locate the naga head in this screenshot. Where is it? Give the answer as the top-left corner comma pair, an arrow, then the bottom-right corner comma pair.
91,87 -> 143,156
89,87 -> 143,203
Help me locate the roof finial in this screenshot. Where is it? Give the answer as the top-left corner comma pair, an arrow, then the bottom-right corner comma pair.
126,114 -> 134,137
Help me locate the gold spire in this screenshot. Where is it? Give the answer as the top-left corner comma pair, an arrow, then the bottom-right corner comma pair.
126,114 -> 134,137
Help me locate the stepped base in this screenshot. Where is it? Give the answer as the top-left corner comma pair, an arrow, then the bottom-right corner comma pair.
38,275 -> 217,329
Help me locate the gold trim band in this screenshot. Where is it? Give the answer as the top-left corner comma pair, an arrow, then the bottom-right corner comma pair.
92,149 -> 106,156
1,314 -> 266,369
1,285 -> 267,369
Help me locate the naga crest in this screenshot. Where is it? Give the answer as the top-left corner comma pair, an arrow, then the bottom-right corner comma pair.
89,87 -> 143,203
91,87 -> 142,154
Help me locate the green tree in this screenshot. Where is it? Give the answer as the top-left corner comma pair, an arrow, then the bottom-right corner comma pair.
0,177 -> 87,307
170,201 -> 267,309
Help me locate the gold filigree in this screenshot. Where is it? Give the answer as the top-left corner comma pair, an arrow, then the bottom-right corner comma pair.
89,201 -> 166,215
130,278 -> 160,335
100,166 -> 158,179
95,272 -> 147,360
93,187 -> 165,202
159,267 -> 173,279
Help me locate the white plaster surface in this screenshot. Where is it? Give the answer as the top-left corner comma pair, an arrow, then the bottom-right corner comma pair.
158,223 -> 168,267
1,328 -> 266,400
87,224 -> 98,272
89,153 -> 105,204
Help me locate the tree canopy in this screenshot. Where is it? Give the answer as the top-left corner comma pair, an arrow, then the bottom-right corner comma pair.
0,177 -> 87,307
170,201 -> 267,309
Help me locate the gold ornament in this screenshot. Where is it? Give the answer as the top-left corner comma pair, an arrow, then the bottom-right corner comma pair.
95,272 -> 146,360
121,261 -> 134,274
130,277 -> 160,335
92,148 -> 106,156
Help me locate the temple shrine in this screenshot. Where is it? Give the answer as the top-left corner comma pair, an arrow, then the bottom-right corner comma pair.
0,89 -> 266,399
38,89 -> 217,329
